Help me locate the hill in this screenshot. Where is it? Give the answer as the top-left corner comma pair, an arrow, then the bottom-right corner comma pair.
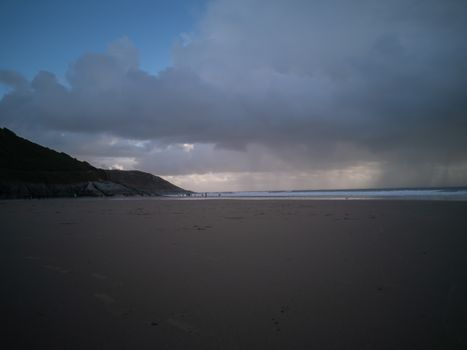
0,128 -> 189,198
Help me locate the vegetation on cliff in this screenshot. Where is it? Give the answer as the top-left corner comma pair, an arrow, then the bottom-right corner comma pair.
0,128 -> 188,198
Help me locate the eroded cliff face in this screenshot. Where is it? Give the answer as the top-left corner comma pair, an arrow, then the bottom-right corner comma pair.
0,128 -> 189,199
103,170 -> 185,195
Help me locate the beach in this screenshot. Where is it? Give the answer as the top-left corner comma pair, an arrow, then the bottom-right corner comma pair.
1,198 -> 467,349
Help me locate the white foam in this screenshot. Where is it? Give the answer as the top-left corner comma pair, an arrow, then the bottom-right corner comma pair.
186,188 -> 467,200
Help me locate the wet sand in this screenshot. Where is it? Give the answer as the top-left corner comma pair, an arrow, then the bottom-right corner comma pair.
1,198 -> 467,349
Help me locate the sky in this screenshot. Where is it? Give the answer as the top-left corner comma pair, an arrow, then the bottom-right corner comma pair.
1,0 -> 467,192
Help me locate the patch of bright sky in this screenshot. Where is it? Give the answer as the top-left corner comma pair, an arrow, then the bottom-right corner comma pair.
0,0 -> 207,83
164,163 -> 382,192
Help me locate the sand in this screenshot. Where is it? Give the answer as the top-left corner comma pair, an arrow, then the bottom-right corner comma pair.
1,198 -> 467,349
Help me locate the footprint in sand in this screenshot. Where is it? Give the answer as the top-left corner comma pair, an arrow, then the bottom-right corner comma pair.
91,273 -> 109,280
271,305 -> 289,332
43,264 -> 70,274
94,293 -> 116,304
192,225 -> 212,230
167,316 -> 199,334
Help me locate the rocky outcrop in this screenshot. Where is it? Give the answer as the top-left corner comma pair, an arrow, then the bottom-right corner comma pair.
0,128 -> 190,199
103,170 -> 185,195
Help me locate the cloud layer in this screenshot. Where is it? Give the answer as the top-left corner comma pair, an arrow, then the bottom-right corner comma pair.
1,0 -> 467,190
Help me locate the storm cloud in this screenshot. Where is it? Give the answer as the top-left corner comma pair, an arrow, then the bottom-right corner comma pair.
1,0 -> 467,190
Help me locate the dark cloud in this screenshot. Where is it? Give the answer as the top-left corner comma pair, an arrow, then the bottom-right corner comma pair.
1,0 -> 467,189
0,70 -> 29,91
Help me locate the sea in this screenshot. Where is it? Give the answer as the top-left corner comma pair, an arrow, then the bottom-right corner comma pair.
180,187 -> 467,201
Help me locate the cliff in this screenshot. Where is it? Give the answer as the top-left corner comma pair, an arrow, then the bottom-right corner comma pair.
0,128 -> 189,198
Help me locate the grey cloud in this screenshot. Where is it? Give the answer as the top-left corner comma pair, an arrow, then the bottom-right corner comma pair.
1,0 -> 467,188
0,70 -> 29,91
